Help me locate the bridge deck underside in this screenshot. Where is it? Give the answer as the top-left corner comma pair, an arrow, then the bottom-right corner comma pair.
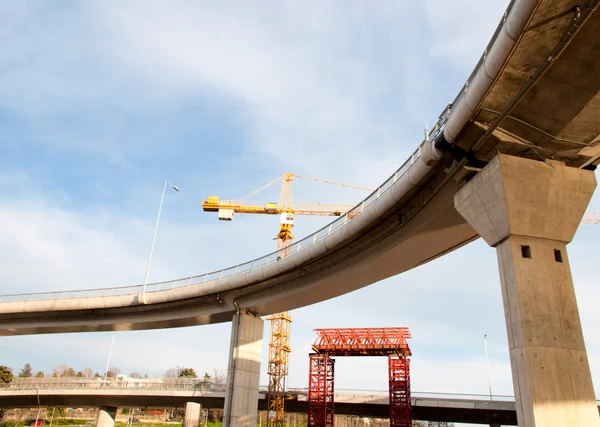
458,0 -> 600,166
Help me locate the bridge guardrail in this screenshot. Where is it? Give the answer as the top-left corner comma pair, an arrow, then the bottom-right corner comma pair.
0,378 -> 226,392
0,143 -> 418,303
0,111 -> 450,304
0,0 -> 524,304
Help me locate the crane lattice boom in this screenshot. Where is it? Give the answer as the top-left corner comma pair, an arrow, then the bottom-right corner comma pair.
201,172 -> 372,252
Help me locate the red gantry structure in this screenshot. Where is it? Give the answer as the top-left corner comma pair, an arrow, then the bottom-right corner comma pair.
308,328 -> 412,427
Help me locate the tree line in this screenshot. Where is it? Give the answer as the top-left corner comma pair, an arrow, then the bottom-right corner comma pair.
0,363 -> 121,382
0,363 -> 226,384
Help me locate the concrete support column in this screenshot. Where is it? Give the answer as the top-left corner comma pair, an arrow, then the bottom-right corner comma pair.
97,407 -> 117,427
184,402 -> 202,427
223,310 -> 264,427
455,154 -> 599,427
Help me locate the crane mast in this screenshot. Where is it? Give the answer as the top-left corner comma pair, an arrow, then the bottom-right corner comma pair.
277,173 -> 295,257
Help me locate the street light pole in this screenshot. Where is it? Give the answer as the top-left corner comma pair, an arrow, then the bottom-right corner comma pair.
484,333 -> 493,400
103,333 -> 115,382
141,179 -> 179,296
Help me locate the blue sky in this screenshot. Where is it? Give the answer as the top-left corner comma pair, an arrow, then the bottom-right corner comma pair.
1,1 -> 600,425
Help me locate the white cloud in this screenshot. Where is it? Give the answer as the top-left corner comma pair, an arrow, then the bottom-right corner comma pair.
90,0 -> 423,183
0,193 -> 283,295
0,1 -> 513,194
0,1 -> 459,187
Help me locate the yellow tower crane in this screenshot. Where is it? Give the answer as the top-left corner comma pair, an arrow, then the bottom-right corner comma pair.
202,173 -> 372,427
202,172 -> 372,254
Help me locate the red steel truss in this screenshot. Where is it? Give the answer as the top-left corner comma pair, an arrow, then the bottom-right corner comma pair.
307,354 -> 335,427
312,328 -> 412,356
308,328 -> 411,427
389,356 -> 411,427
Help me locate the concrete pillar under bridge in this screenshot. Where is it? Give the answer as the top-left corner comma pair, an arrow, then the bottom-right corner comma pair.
96,407 -> 117,427
223,310 -> 264,427
454,154 -> 599,427
184,402 -> 202,427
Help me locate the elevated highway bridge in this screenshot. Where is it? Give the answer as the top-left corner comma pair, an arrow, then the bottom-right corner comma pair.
1,1 -> 599,426
0,0 -> 598,335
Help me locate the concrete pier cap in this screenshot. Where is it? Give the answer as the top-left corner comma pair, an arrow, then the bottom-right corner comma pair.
454,154 -> 596,247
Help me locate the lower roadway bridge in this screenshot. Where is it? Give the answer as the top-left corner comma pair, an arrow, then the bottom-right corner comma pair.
5,380 -> 600,425
0,381 -> 523,425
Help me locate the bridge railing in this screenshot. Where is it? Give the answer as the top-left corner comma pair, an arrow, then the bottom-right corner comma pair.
0,0 -> 525,305
0,378 -> 227,392
0,59 -> 463,305
0,143 -> 420,302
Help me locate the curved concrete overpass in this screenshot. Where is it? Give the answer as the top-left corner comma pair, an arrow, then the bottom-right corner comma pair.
1,0 -> 599,335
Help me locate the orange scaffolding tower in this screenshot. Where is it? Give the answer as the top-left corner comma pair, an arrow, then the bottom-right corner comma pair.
307,328 -> 412,427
